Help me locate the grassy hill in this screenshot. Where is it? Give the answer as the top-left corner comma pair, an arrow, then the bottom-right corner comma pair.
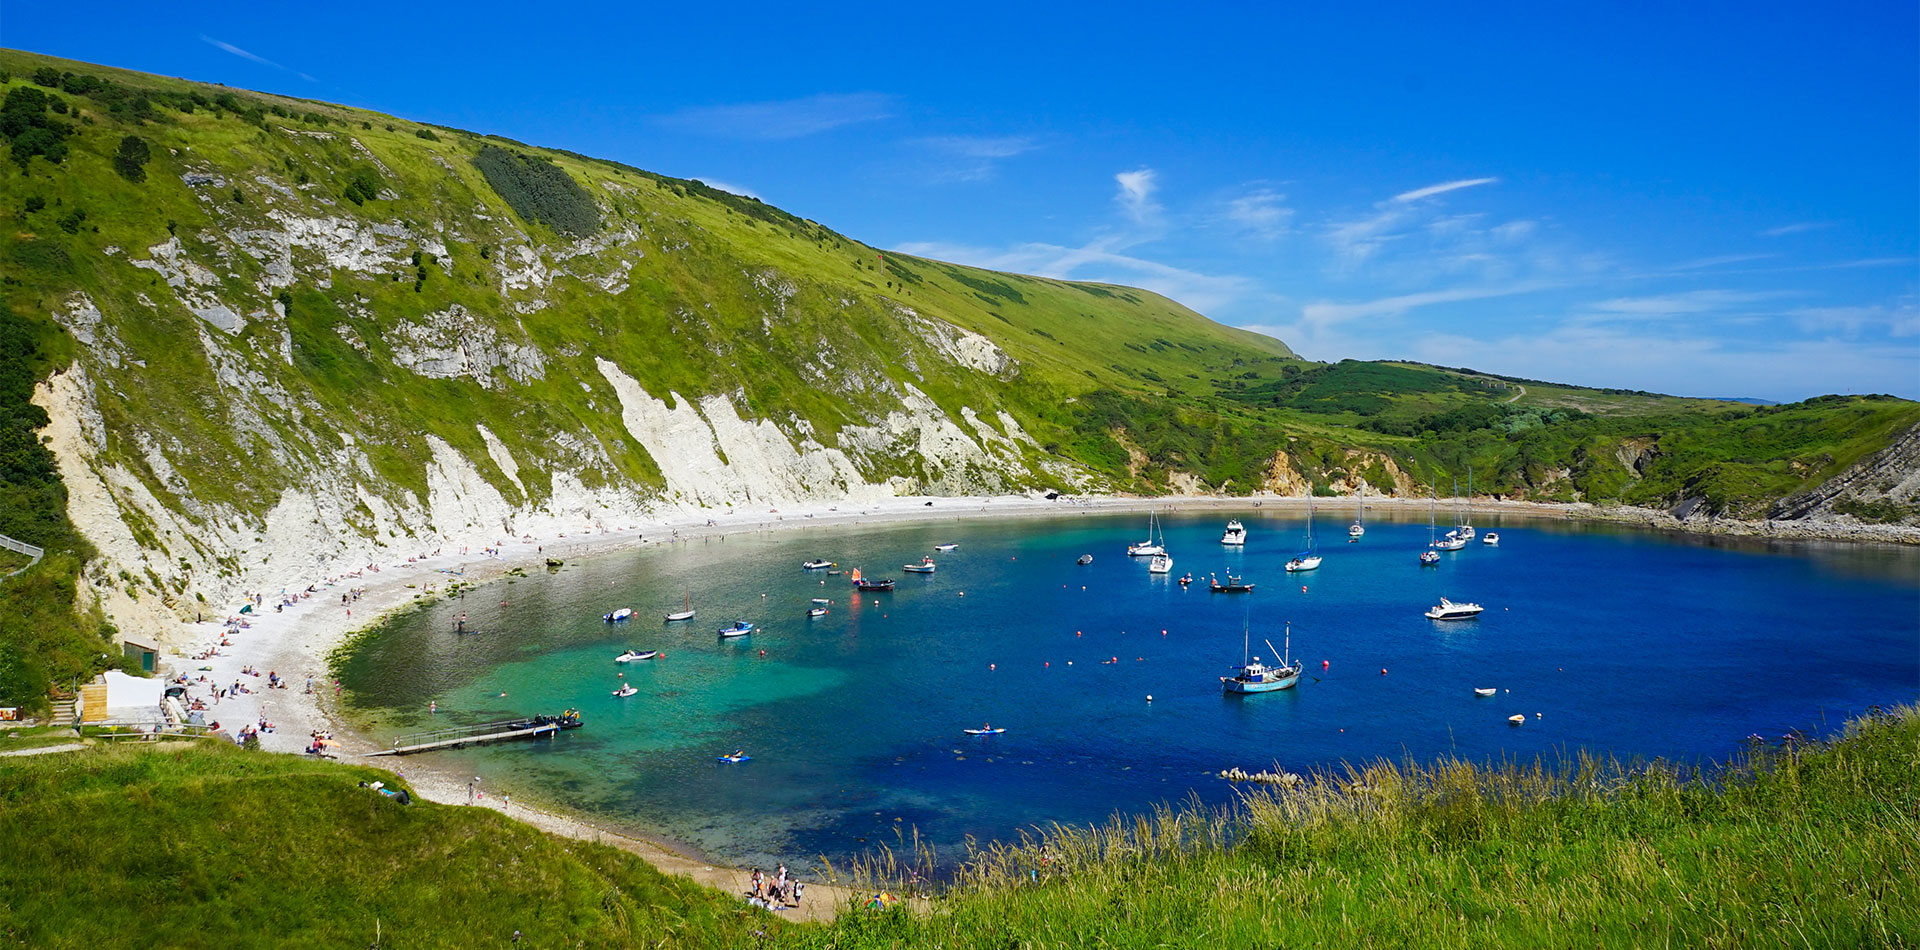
0,47 -> 1914,712
4,708 -> 1911,948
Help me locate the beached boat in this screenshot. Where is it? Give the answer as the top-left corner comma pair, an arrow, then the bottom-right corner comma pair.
1220,519 -> 1247,545
612,684 -> 638,697
614,649 -> 658,663
1077,554 -> 1093,565
1425,598 -> 1485,621
665,592 -> 695,622
1221,624 -> 1303,694
1482,532 -> 1500,546
802,558 -> 835,570
902,558 -> 936,574
1149,553 -> 1173,574
1285,497 -> 1322,572
1127,507 -> 1167,557
603,607 -> 634,623
934,543 -> 959,552
1349,483 -> 1365,538
717,620 -> 755,638
1474,687 -> 1498,697
1209,574 -> 1254,593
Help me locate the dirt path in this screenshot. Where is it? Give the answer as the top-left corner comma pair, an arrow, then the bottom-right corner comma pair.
1505,383 -> 1526,403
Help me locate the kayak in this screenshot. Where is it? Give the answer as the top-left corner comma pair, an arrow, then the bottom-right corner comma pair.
962,728 -> 1006,736
716,752 -> 751,763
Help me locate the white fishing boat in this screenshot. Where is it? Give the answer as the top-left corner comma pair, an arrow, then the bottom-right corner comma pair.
1149,553 -> 1173,574
902,557 -> 936,574
1425,597 -> 1485,620
1220,519 -> 1247,545
614,649 -> 658,663
603,607 -> 634,623
1284,496 -> 1321,572
807,606 -> 828,618
801,558 -> 835,570
717,620 -> 755,638
1221,623 -> 1303,694
1474,687 -> 1498,697
664,592 -> 695,622
1482,532 -> 1500,546
1127,506 -> 1167,557
1348,483 -> 1365,538
612,684 -> 638,697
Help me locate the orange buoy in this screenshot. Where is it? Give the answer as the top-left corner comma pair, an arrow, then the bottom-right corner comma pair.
1381,668 -> 1387,675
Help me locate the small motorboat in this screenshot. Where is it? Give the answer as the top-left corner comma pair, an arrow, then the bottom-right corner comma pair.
612,684 -> 638,697
614,649 -> 659,663
1077,554 -> 1093,565
807,606 -> 828,618
934,543 -> 959,552
802,558 -> 835,570
963,726 -> 1005,736
603,607 -> 634,623
1209,574 -> 1254,593
902,558 -> 936,574
810,597 -> 832,605
827,569 -> 844,576
851,568 -> 894,590
716,750 -> 751,763
1220,519 -> 1247,545
1508,714 -> 1526,725
1419,549 -> 1440,566
1474,687 -> 1497,697
1482,532 -> 1500,546
1149,553 -> 1173,574
1425,598 -> 1485,621
717,620 -> 755,638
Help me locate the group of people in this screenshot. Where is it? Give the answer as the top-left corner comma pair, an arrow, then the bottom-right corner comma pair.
747,865 -> 804,909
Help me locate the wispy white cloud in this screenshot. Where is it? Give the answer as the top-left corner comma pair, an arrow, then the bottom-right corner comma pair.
658,93 -> 897,139
896,237 -> 1257,316
910,135 -> 1037,182
1393,177 -> 1499,203
200,35 -> 312,80
1668,253 -> 1776,271
1791,302 -> 1919,338
1760,221 -> 1832,238
691,177 -> 760,200
1582,289 -> 1787,319
1114,168 -> 1161,225
1298,280 -> 1561,327
1220,187 -> 1293,240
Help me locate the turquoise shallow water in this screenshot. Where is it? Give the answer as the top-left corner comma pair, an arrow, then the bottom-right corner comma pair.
336,508 -> 1920,872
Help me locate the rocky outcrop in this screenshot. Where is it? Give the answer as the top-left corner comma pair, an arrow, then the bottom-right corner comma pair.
1770,420 -> 1920,523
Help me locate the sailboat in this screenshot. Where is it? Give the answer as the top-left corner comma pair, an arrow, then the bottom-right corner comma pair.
1221,622 -> 1303,694
1456,467 -> 1477,540
1420,483 -> 1441,565
664,592 -> 695,622
1127,506 -> 1167,557
1434,478 -> 1468,551
1348,482 -> 1365,539
1285,495 -> 1321,572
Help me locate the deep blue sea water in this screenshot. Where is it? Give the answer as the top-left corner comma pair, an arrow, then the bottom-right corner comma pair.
336,508 -> 1920,872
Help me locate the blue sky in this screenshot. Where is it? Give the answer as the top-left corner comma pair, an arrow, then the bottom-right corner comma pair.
8,1 -> 1916,400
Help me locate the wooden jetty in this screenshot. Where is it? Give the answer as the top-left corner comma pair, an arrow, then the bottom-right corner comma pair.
366,714 -> 579,756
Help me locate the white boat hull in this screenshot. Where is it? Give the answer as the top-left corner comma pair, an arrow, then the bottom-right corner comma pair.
1285,556 -> 1322,572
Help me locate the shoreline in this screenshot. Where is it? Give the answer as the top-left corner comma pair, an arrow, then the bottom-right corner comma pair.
152,492 -> 1916,920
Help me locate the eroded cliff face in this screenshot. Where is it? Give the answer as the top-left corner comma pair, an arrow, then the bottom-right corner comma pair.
36,186 -> 1082,638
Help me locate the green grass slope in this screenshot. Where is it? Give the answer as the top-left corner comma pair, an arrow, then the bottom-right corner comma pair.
0,742 -> 773,949
799,706 -> 1920,949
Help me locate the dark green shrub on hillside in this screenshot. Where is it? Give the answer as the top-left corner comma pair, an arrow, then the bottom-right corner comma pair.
30,67 -> 60,88
473,145 -> 600,237
112,135 -> 151,182
8,239 -> 71,273
341,165 -> 381,205
1,86 -> 72,170
414,127 -> 438,141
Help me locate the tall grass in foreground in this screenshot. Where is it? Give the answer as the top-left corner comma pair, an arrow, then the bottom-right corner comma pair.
799,705 -> 1920,948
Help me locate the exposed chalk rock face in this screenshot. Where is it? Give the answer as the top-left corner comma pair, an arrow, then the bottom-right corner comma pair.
386,305 -> 548,388
130,237 -> 247,333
